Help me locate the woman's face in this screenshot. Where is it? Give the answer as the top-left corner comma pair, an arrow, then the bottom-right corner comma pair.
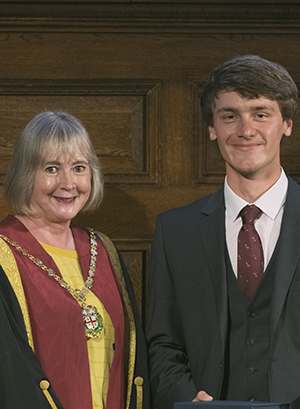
29,151 -> 91,226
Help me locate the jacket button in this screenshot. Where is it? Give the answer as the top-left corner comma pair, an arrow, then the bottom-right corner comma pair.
248,395 -> 255,402
40,380 -> 50,390
134,376 -> 144,386
247,367 -> 255,374
248,311 -> 256,318
247,338 -> 255,346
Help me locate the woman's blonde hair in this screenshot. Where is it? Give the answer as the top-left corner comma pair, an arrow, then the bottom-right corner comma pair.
5,111 -> 104,215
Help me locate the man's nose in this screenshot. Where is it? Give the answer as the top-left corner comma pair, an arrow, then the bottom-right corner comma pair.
237,118 -> 256,139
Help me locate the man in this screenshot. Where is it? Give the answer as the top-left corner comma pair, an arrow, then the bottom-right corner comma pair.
146,55 -> 300,409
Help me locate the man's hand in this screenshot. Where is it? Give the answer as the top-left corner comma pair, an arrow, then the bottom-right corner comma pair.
193,391 -> 213,402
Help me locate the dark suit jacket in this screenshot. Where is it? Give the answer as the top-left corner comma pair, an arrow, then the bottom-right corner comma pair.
147,176 -> 300,409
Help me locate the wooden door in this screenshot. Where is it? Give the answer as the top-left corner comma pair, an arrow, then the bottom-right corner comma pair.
0,1 -> 300,325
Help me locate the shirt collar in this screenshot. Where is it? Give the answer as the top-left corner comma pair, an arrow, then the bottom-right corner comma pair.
224,168 -> 288,223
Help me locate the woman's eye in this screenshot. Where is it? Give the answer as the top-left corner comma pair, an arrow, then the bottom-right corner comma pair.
45,166 -> 57,174
74,165 -> 85,172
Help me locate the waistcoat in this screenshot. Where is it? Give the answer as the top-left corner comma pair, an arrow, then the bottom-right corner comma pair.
221,249 -> 277,402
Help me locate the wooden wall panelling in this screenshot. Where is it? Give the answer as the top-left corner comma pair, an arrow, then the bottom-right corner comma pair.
115,240 -> 151,323
0,79 -> 160,322
161,81 -> 195,187
1,2 -> 300,327
1,3 -> 300,34
0,79 -> 160,183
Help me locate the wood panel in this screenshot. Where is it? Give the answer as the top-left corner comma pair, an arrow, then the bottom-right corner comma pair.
0,1 -> 300,324
0,80 -> 160,185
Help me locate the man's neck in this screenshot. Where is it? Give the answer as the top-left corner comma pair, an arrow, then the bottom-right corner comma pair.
226,167 -> 282,203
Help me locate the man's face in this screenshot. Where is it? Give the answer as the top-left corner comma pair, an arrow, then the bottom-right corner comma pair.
209,91 -> 293,181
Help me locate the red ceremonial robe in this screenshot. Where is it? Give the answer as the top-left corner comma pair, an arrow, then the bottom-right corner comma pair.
0,215 -> 125,409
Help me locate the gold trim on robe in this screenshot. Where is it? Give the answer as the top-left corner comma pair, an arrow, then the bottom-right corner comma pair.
97,232 -> 137,409
0,237 -> 34,350
0,230 -> 139,409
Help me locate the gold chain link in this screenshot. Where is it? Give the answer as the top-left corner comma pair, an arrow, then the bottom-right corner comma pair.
0,229 -> 98,307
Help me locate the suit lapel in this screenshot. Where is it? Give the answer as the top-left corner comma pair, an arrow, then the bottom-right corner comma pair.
198,188 -> 228,348
270,177 -> 300,341
189,178 -> 300,357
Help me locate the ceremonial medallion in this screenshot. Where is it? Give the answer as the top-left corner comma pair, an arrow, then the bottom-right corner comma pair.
82,304 -> 104,339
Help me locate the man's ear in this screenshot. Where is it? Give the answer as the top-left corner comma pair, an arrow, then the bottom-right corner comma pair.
283,119 -> 293,137
209,126 -> 217,141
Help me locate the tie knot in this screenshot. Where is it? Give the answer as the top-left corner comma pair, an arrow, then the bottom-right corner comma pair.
240,204 -> 262,226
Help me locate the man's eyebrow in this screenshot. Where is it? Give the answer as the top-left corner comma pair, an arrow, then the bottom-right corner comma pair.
216,105 -> 276,115
250,105 -> 276,112
216,107 -> 239,115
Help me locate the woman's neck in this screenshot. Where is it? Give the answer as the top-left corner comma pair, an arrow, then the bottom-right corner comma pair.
15,215 -> 75,250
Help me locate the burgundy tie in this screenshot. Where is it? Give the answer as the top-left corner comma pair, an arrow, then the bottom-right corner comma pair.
238,205 -> 264,298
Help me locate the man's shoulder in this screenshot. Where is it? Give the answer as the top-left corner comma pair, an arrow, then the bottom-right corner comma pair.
287,175 -> 300,190
157,188 -> 223,223
286,175 -> 300,201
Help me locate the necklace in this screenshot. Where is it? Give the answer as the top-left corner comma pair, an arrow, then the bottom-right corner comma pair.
0,228 -> 104,340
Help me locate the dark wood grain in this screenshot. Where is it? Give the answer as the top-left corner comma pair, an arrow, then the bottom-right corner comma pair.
0,1 -> 299,323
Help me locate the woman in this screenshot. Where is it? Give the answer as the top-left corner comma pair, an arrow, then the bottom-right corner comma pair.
0,111 -> 149,409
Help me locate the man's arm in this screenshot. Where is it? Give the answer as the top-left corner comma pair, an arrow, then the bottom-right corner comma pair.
147,214 -> 205,409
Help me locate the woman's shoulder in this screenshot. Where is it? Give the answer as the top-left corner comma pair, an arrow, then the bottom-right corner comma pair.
94,231 -> 119,262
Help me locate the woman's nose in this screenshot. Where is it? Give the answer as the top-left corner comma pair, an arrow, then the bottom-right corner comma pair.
59,171 -> 75,189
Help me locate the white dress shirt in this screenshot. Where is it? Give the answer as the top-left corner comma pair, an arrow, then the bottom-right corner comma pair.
225,169 -> 288,277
